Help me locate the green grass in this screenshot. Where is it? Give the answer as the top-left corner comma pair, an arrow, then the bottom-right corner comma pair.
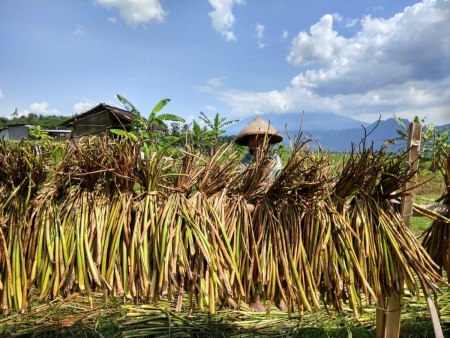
411,216 -> 433,237
2,289 -> 450,338
410,193 -> 440,236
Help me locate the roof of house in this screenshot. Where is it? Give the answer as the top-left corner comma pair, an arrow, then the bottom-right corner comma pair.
42,129 -> 71,133
2,123 -> 33,127
61,103 -> 138,127
0,124 -> 35,131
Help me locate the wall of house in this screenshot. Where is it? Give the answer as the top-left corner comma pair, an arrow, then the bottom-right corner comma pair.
0,129 -> 9,139
1,126 -> 29,140
71,110 -> 113,138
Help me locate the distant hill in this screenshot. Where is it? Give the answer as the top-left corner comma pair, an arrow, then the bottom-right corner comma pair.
226,113 -> 449,152
225,112 -> 370,136
306,118 -> 407,152
309,120 -> 450,152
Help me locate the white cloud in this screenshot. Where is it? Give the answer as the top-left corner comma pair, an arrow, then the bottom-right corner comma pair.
287,14 -> 347,66
74,25 -> 87,36
94,0 -> 166,25
332,13 -> 343,22
0,89 -> 4,99
208,0 -> 244,41
205,77 -> 227,89
205,105 -> 217,112
282,30 -> 289,39
73,100 -> 98,114
255,23 -> 265,48
288,0 -> 450,94
108,16 -> 117,24
203,0 -> 450,125
15,102 -> 61,117
345,18 -> 359,28
255,23 -> 264,39
30,102 -> 50,114
369,5 -> 385,12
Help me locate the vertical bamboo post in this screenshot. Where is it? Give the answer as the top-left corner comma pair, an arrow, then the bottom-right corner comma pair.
390,122 -> 422,337
376,122 -> 420,338
400,123 -> 443,338
402,122 -> 421,227
384,122 -> 443,338
376,300 -> 386,338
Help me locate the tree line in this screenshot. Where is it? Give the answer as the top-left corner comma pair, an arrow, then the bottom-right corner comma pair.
0,113 -> 70,129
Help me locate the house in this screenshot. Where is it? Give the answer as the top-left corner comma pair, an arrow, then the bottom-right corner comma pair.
41,129 -> 71,141
0,124 -> 33,140
62,103 -> 138,138
0,124 -> 71,141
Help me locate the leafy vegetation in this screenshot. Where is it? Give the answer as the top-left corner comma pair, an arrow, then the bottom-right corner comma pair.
110,95 -> 185,155
27,125 -> 53,141
390,115 -> 450,171
198,112 -> 239,154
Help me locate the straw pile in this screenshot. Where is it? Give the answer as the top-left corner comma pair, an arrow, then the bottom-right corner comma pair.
421,152 -> 450,281
0,137 -> 445,318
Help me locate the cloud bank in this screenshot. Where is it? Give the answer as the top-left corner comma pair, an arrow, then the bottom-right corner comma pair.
206,0 -> 450,124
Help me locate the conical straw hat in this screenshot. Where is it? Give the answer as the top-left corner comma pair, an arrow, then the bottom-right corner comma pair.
234,117 -> 283,146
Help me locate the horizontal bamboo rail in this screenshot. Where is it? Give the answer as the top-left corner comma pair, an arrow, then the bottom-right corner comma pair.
413,204 -> 448,216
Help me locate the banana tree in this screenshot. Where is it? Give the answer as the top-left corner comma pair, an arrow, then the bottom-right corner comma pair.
199,112 -> 238,154
111,95 -> 185,154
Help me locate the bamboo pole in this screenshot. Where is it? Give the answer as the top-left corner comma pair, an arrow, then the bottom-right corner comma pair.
381,122 -> 443,338
390,122 -> 421,337
412,204 -> 449,218
380,126 -> 422,333
377,122 -> 419,338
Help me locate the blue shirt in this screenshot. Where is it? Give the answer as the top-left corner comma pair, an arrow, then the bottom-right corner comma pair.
239,151 -> 282,181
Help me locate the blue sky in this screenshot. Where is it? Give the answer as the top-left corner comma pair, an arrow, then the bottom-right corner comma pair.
1,0 -> 449,126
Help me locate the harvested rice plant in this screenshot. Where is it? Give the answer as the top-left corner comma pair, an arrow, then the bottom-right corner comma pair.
0,134 -> 449,337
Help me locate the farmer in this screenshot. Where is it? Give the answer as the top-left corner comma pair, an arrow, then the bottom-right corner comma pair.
234,117 -> 286,311
234,117 -> 283,183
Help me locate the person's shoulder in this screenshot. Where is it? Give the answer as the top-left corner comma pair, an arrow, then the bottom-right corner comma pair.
241,151 -> 253,162
270,152 -> 281,162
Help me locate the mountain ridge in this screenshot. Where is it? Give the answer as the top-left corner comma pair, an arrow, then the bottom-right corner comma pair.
225,113 -> 449,152
225,112 -> 370,136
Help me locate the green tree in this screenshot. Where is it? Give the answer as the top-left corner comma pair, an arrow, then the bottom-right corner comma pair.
170,122 -> 181,137
189,120 -> 215,153
198,112 -> 238,154
8,113 -> 69,129
37,115 -> 70,129
0,117 -> 8,128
